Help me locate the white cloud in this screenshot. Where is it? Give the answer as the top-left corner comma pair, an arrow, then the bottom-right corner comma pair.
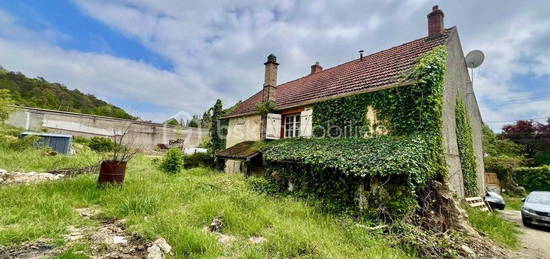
0,0 -> 549,128
0,38 -> 216,121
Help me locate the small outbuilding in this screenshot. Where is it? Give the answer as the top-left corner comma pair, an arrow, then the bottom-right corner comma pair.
216,141 -> 262,175
21,132 -> 72,155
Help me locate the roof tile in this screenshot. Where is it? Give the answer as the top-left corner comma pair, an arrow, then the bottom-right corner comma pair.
225,29 -> 452,118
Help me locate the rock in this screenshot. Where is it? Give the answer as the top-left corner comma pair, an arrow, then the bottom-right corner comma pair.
116,219 -> 127,227
65,226 -> 85,241
209,216 -> 224,232
1,171 -> 63,184
75,208 -> 99,218
152,238 -> 171,254
249,236 -> 267,244
461,245 -> 475,256
147,245 -> 163,259
217,233 -> 236,245
113,236 -> 128,244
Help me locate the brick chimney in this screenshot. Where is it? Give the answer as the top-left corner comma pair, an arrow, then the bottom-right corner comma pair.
310,62 -> 323,74
262,54 -> 278,102
427,5 -> 444,36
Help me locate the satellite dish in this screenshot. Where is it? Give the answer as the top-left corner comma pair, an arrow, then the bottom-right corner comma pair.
465,50 -> 485,68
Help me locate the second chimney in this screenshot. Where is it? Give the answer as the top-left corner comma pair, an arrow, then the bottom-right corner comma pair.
310,62 -> 323,74
262,54 -> 278,102
427,5 -> 444,36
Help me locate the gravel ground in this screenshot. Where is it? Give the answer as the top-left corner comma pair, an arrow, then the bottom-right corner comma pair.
499,210 -> 550,259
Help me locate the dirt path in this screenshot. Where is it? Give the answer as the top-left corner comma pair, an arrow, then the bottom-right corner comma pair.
499,210 -> 550,259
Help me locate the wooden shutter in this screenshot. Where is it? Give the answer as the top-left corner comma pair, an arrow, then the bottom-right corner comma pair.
266,113 -> 281,139
300,109 -> 313,137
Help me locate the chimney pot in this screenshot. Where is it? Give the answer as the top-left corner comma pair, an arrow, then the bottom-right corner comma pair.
427,5 -> 444,36
310,61 -> 323,74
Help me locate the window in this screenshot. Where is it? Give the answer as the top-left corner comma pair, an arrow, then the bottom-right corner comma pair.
284,114 -> 301,138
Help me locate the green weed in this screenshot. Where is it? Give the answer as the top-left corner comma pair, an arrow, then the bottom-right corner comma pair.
466,207 -> 521,249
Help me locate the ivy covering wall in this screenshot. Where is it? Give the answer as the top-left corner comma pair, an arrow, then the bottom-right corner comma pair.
455,96 -> 479,196
262,46 -> 449,219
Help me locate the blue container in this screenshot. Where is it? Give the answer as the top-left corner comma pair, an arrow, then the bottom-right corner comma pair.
21,132 -> 73,155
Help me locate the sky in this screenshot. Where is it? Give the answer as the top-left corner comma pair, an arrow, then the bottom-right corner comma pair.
0,0 -> 549,131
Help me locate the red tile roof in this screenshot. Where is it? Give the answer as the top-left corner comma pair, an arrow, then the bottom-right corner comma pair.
224,28 -> 453,118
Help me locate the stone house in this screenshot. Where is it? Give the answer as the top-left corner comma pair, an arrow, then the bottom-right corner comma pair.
217,6 -> 485,197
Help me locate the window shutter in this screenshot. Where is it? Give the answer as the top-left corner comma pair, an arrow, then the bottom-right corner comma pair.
300,109 -> 313,137
266,113 -> 281,139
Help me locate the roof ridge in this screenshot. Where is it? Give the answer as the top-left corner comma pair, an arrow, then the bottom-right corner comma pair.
224,28 -> 453,118
273,28 -> 453,90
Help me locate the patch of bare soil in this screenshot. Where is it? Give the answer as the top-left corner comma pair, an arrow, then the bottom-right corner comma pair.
0,208 -> 172,259
0,166 -> 97,185
0,239 -> 58,259
68,208 -> 172,259
499,210 -> 550,259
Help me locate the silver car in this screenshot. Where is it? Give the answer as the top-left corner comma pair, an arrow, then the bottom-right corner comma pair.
521,191 -> 550,228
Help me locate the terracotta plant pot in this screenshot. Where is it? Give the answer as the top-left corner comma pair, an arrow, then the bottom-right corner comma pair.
98,160 -> 127,186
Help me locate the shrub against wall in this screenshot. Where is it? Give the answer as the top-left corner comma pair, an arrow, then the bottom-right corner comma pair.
88,137 -> 115,152
160,148 -> 184,174
514,166 -> 550,192
455,97 -> 478,196
262,136 -> 442,216
263,46 -> 448,219
184,152 -> 215,168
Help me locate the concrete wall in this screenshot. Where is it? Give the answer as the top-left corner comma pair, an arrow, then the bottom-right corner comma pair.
443,28 -> 486,197
225,114 -> 262,148
7,107 -> 208,150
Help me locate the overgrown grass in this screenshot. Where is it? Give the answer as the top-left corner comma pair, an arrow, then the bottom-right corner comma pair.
465,207 -> 521,249
504,195 -> 523,211
0,146 -> 100,172
0,156 -> 411,258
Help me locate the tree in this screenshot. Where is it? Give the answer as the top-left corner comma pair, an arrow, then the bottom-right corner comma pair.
165,118 -> 180,126
201,110 -> 212,129
501,119 -> 550,165
483,125 -> 523,157
187,118 -> 199,127
0,89 -> 15,124
208,99 -> 224,153
0,69 -> 136,119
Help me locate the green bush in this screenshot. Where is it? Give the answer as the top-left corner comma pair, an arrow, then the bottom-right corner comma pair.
246,176 -> 278,195
183,152 -> 214,168
160,148 -> 184,174
88,137 -> 115,152
7,135 -> 41,151
262,135 -> 444,218
535,151 -> 550,166
72,136 -> 90,145
514,165 -> 550,191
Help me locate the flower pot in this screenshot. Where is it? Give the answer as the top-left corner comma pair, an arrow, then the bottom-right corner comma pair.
98,160 -> 127,185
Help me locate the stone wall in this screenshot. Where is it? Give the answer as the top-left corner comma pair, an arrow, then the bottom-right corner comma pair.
7,107 -> 208,150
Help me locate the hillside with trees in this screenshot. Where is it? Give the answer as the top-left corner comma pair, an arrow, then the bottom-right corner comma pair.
0,66 -> 136,119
